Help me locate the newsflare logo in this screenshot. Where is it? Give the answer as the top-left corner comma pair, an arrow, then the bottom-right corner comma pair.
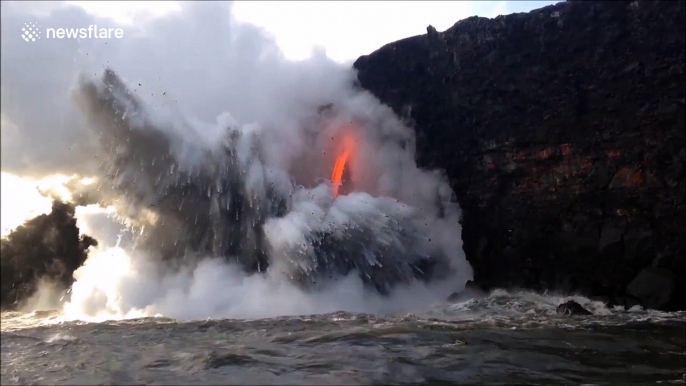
21,22 -> 41,42
21,22 -> 124,43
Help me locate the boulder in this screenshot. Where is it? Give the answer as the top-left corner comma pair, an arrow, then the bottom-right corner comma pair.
447,280 -> 482,302
627,267 -> 678,310
556,300 -> 593,316
447,292 -> 461,302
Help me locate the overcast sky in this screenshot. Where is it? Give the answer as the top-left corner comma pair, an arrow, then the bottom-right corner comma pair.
60,1 -> 556,63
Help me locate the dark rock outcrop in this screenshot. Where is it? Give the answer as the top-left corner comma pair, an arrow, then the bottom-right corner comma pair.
0,201 -> 97,309
627,267 -> 678,310
447,280 -> 482,302
354,0 -> 685,310
556,300 -> 593,316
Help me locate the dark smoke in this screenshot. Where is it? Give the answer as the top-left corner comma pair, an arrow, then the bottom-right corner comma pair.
0,200 -> 97,309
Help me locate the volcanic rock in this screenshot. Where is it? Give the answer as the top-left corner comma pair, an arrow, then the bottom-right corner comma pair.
447,292 -> 461,302
354,0 -> 686,310
0,201 -> 98,309
627,267 -> 679,310
556,300 -> 593,316
447,280 -> 482,302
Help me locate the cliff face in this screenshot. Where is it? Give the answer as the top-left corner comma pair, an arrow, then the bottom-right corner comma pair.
1,201 -> 97,309
354,0 -> 686,310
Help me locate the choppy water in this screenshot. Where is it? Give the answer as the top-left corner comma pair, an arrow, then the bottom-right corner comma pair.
2,291 -> 684,385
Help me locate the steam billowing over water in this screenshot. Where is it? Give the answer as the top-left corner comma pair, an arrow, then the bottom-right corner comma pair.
1,1 -> 470,321
55,68 -> 472,321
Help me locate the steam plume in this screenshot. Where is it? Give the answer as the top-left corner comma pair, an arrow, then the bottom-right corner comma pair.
71,68 -> 471,295
2,1 -> 472,320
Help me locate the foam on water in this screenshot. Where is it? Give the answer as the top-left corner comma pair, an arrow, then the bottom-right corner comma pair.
3,289 -> 684,332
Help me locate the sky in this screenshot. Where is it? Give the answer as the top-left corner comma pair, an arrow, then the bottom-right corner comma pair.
1,0 -> 560,235
65,0 -> 559,63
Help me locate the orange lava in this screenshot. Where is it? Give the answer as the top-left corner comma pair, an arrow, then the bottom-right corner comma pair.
331,135 -> 356,197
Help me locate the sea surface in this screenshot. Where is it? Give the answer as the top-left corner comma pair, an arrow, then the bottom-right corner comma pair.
2,291 -> 685,385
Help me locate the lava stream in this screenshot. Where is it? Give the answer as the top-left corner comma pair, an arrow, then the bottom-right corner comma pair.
331,135 -> 356,197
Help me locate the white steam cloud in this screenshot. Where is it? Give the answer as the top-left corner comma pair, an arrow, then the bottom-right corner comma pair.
2,1 -> 472,321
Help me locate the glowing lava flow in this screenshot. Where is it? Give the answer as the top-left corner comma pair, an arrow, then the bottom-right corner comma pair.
331,135 -> 355,198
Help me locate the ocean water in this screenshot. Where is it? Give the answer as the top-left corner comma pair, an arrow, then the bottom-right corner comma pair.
2,290 -> 684,385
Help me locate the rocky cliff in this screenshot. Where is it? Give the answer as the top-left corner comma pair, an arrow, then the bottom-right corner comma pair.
354,0 -> 685,310
1,201 -> 97,309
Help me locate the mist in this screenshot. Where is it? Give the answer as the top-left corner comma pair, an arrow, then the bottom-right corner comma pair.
1,1 -> 472,321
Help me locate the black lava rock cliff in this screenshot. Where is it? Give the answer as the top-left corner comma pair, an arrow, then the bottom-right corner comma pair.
354,0 -> 685,310
0,201 -> 97,309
